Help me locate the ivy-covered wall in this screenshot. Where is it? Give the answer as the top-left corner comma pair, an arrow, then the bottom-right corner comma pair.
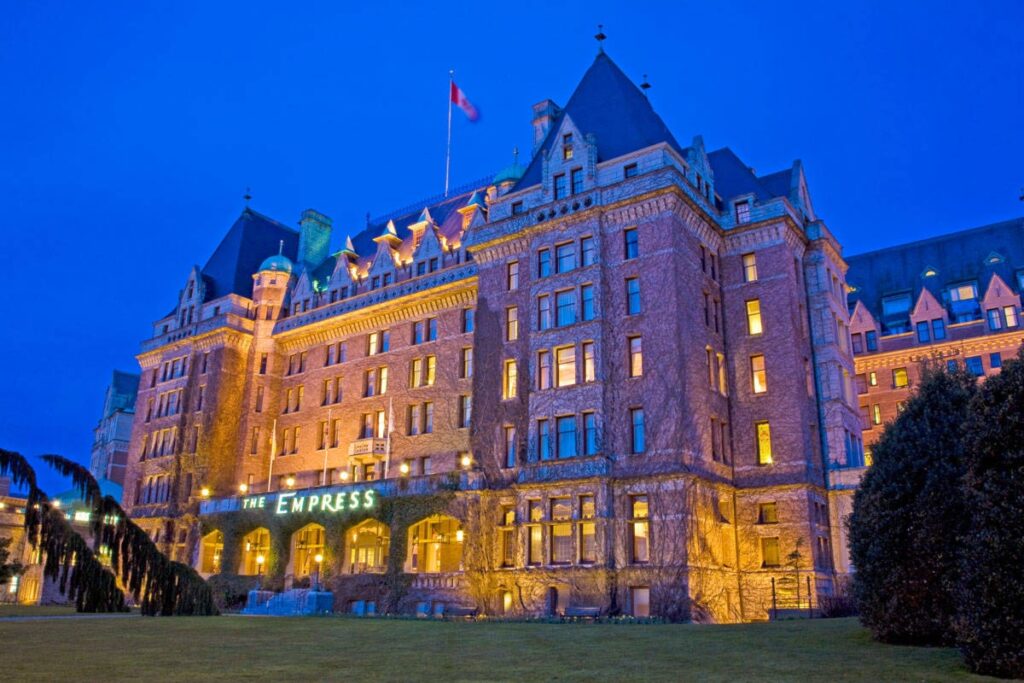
202,492 -> 456,609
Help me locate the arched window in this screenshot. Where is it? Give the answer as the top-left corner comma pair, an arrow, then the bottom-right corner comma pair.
199,531 -> 224,574
239,528 -> 270,575
406,515 -> 463,573
291,524 -> 326,577
346,520 -> 390,574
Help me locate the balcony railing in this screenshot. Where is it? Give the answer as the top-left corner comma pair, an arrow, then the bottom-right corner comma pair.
348,438 -> 388,457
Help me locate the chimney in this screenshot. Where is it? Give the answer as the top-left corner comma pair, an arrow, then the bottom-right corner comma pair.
298,209 -> 333,269
531,99 -> 562,152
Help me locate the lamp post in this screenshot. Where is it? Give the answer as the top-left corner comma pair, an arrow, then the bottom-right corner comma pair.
313,553 -> 324,591
255,553 -> 265,591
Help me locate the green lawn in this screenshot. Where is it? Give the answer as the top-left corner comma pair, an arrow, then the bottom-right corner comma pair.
0,616 -> 990,682
0,604 -> 79,618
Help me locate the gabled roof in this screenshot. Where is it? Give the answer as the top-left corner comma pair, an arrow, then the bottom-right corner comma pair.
517,52 -> 683,189
200,208 -> 299,300
846,217 -> 1024,317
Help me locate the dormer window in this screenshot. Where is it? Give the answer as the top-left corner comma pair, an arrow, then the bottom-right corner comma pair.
187,281 -> 194,299
553,173 -> 568,200
562,133 -> 574,160
511,201 -> 524,216
624,163 -> 638,178
735,200 -> 751,224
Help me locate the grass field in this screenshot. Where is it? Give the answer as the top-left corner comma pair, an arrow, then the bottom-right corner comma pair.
0,604 -> 79,618
0,615 -> 989,682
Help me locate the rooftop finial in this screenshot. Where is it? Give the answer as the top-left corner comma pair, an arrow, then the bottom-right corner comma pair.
640,74 -> 651,91
278,240 -> 283,256
595,24 -> 606,53
244,186 -> 252,205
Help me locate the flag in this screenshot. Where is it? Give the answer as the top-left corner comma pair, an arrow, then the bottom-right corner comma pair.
450,80 -> 480,122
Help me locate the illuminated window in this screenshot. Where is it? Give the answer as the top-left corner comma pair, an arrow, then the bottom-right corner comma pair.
742,253 -> 758,282
407,516 -> 462,574
500,506 -> 516,567
892,367 -> 909,388
527,501 -> 543,565
461,348 -> 473,379
348,520 -> 390,573
550,498 -> 572,563
756,421 -> 773,465
758,503 -> 778,524
200,531 -> 223,574
579,495 -> 597,563
762,537 -> 781,567
239,528 -> 270,575
746,300 -> 763,335
630,496 -> 649,563
503,359 -> 518,399
555,346 -> 576,387
751,355 -> 767,394
872,404 -> 881,425
291,524 -> 326,577
628,336 -> 643,377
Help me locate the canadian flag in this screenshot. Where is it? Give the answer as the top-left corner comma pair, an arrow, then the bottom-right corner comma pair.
450,81 -> 480,122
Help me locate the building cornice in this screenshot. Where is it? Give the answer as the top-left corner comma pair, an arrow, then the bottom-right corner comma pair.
853,329 -> 1024,371
137,324 -> 253,367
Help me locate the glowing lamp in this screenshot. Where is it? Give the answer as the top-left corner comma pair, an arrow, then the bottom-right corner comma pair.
239,483 -> 249,493
460,454 -> 472,469
285,476 -> 296,488
399,462 -> 410,475
52,499 -> 61,508
200,487 -> 210,498
340,470 -> 350,481
314,554 -> 323,564
0,502 -> 6,510
455,529 -> 464,543
255,554 -> 265,566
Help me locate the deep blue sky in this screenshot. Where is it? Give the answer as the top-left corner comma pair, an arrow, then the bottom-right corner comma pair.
2,1 -> 1021,493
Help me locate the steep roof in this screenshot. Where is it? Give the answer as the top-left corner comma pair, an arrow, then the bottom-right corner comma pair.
706,147 -> 792,203
846,217 -> 1024,315
200,208 -> 299,300
517,52 -> 683,189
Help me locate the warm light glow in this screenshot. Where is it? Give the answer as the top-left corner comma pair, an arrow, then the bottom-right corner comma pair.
460,454 -> 472,469
285,476 -> 296,488
255,554 -> 265,566
239,483 -> 249,493
340,470 -> 350,481
52,499 -> 61,508
455,529 -> 464,543
200,487 -> 210,498
314,553 -> 323,564
399,462 -> 410,475
0,502 -> 5,510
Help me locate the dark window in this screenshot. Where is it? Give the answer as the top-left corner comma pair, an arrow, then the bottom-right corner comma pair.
624,163 -> 638,178
511,201 -> 524,216
626,277 -> 641,315
990,352 -> 1002,369
965,356 -> 984,377
865,330 -> 878,352
553,173 -> 567,199
555,242 -> 576,273
570,168 -> 584,195
931,319 -> 946,340
580,236 -> 596,266
916,321 -> 930,343
624,228 -> 638,260
851,333 -> 863,354
538,249 -> 551,278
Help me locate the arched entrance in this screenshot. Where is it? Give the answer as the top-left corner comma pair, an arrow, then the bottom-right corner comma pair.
406,515 -> 463,573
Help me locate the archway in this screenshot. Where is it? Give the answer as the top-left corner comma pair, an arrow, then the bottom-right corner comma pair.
239,528 -> 270,576
198,530 -> 223,575
345,519 -> 390,574
406,515 -> 463,573
290,523 -> 326,578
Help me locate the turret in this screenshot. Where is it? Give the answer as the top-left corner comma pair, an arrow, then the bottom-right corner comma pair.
252,246 -> 293,321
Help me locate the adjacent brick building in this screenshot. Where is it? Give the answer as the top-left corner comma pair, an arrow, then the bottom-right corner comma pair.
90,370 -> 139,487
121,50 -> 1015,621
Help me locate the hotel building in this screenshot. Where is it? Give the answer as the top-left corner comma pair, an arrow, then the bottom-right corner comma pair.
122,50 -> 1021,620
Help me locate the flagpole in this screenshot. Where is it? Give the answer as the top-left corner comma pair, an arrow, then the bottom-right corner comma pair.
267,418 -> 277,493
445,69 -> 453,197
322,408 -> 331,486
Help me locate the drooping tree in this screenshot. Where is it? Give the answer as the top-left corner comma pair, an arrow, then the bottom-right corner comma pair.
0,448 -> 126,612
0,537 -> 25,588
42,454 -> 218,616
956,349 -> 1024,678
848,365 -> 976,645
